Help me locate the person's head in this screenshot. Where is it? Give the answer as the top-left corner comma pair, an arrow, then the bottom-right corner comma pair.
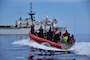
40,26 -> 42,28
65,30 -> 68,33
49,27 -> 51,29
58,32 -> 61,35
32,24 -> 34,26
71,34 -> 74,37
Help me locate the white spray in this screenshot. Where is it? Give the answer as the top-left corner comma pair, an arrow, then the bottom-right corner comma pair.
12,39 -> 90,56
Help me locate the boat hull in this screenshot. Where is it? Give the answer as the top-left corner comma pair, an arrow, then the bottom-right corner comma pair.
29,32 -> 62,49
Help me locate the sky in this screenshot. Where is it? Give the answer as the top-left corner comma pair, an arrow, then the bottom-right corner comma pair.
0,0 -> 90,34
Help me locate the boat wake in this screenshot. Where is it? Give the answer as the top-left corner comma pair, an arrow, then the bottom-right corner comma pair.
69,42 -> 90,56
12,38 -> 62,51
12,38 -> 90,56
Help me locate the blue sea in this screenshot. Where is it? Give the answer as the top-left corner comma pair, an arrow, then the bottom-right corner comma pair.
0,34 -> 90,60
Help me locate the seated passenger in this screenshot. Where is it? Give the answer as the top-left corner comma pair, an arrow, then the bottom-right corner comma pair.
71,34 -> 74,40
70,34 -> 75,44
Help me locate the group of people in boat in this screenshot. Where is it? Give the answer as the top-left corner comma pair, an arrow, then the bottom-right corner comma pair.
53,29 -> 75,44
31,24 -> 75,44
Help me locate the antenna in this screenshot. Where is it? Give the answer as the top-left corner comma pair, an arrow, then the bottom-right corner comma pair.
30,2 -> 32,12
17,7 -> 23,20
18,8 -> 20,19
29,2 -> 35,24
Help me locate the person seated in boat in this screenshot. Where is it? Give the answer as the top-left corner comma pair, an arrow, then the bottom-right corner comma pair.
31,24 -> 35,34
38,26 -> 44,38
47,27 -> 53,41
70,34 -> 75,44
71,34 -> 74,40
63,30 -> 70,43
53,30 -> 61,43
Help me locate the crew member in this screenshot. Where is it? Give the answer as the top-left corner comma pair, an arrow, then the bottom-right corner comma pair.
70,34 -> 75,44
31,24 -> 35,34
71,34 -> 74,40
38,26 -> 44,38
63,30 -> 70,43
47,27 -> 53,41
53,30 -> 61,43
63,30 -> 70,37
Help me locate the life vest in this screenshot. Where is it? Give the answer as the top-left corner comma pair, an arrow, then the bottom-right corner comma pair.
63,36 -> 68,42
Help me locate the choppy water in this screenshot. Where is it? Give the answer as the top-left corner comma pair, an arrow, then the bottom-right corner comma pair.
0,34 -> 90,60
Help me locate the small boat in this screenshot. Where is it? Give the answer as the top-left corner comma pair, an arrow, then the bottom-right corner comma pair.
28,2 -> 75,49
29,31 -> 75,49
29,32 -> 62,49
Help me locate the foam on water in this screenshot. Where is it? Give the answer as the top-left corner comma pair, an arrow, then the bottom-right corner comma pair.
12,38 -> 62,51
12,38 -> 90,56
69,42 -> 90,56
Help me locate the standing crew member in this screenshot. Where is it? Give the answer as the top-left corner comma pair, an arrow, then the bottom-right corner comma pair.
38,26 -> 44,38
31,24 -> 35,34
47,27 -> 53,41
53,30 -> 61,43
63,30 -> 70,37
63,30 -> 70,43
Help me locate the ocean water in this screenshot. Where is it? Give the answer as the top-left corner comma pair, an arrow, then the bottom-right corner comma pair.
0,34 -> 90,60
